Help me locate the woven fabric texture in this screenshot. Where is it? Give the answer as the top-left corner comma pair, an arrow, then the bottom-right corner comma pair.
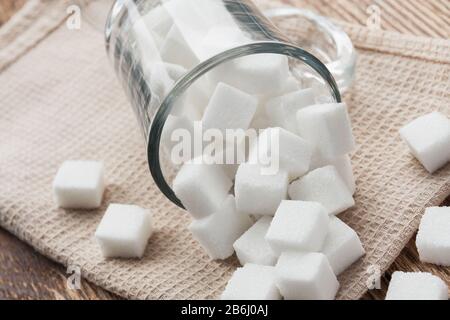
0,0 -> 449,300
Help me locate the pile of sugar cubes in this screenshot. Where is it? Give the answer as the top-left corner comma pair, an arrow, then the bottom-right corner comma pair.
172,92 -> 364,300
138,1 -> 450,300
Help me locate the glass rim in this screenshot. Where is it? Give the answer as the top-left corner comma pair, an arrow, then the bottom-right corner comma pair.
263,6 -> 357,93
147,41 -> 342,209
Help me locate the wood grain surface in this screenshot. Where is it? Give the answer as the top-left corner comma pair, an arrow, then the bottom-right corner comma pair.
0,0 -> 26,25
0,0 -> 449,300
0,228 -> 117,300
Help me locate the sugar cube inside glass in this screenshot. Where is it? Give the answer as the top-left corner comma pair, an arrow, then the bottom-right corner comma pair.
142,5 -> 173,39
202,82 -> 258,132
131,19 -> 164,68
160,24 -> 199,69
208,54 -> 290,96
265,88 -> 316,134
53,160 -> 105,209
95,203 -> 153,259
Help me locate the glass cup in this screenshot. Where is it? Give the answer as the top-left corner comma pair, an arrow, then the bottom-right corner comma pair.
101,0 -> 355,208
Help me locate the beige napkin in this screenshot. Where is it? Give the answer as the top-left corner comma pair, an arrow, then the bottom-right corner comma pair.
0,0 -> 449,299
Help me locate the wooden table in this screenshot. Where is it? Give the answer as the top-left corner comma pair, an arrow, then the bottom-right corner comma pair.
0,0 -> 448,300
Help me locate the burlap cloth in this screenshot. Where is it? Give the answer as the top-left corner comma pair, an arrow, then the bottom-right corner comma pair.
0,0 -> 449,300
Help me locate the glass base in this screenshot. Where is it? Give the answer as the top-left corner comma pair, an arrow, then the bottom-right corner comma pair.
264,6 -> 357,93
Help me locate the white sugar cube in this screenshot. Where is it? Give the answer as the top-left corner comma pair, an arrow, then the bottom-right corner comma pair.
146,62 -> 175,108
289,166 -> 355,215
148,64 -> 206,119
53,161 -> 105,209
202,83 -> 257,132
254,75 -> 299,108
172,75 -> 213,117
160,25 -> 199,69
248,76 -> 299,131
265,200 -> 329,254
283,76 -> 300,93
162,62 -> 187,81
142,5 -> 173,39
235,163 -> 288,216
321,217 -> 365,275
385,272 -> 448,300
131,19 -> 163,66
233,216 -> 278,266
213,150 -> 242,181
275,252 -> 339,300
221,264 -> 281,300
184,77 -> 214,114
171,97 -> 203,121
265,89 -> 316,134
161,115 -> 194,157
310,154 -> 356,194
416,207 -> 450,266
189,195 -> 252,260
173,161 -> 233,219
297,103 -> 355,159
199,25 -> 249,60
399,112 -> 450,173
208,54 -> 290,95
205,133 -> 247,181
95,204 -> 153,258
248,127 -> 313,180
250,113 -> 270,130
